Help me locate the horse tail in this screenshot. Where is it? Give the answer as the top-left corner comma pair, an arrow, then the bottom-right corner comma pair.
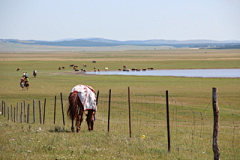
67,92 -> 79,120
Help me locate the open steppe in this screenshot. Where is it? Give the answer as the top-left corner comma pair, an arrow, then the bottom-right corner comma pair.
0,49 -> 240,159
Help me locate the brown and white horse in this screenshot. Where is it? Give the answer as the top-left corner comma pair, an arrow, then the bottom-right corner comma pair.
67,85 -> 98,132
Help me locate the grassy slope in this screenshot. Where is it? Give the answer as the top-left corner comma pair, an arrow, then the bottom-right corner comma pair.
0,49 -> 239,159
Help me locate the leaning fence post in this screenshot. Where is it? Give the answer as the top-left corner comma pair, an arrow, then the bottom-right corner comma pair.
212,87 -> 220,160
60,93 -> 65,126
108,89 -> 111,133
39,100 -> 42,124
54,95 -> 56,124
128,87 -> 132,138
166,90 -> 171,152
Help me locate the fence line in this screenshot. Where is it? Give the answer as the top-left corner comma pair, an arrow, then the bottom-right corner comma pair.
0,88 -> 239,159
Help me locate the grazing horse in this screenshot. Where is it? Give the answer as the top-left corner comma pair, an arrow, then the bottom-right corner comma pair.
67,85 -> 97,132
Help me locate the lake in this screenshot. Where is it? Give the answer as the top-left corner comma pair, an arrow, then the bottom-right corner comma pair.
86,69 -> 240,78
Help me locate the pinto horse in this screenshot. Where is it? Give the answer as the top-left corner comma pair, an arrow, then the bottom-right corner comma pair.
67,85 -> 98,132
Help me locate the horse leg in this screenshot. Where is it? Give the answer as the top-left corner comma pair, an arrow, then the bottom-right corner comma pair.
87,110 -> 94,131
76,105 -> 83,133
71,117 -> 74,132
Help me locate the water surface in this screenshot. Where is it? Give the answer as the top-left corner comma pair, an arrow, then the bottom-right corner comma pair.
86,69 -> 240,78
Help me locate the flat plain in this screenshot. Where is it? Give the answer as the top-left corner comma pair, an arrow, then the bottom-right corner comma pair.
0,49 -> 240,159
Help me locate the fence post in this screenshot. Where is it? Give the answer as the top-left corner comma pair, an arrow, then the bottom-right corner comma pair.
33,99 -> 36,123
54,95 -> 56,124
16,103 -> 18,123
4,102 -> 6,117
7,106 -> 9,121
166,90 -> 171,152
11,105 -> 13,122
1,100 -> 3,115
60,93 -> 65,126
39,100 -> 42,124
108,89 -> 111,133
43,98 -> 46,124
27,104 -> 30,123
24,100 -> 26,123
20,103 -> 23,123
212,87 -> 220,160
128,87 -> 132,138
96,90 -> 99,105
14,107 -> 16,122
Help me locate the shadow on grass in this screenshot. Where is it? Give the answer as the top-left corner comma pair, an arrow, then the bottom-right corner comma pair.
49,126 -> 72,133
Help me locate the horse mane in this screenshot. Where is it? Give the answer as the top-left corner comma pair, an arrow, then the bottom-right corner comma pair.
67,92 -> 79,120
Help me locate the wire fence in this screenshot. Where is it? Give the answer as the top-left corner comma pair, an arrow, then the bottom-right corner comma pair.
1,88 -> 239,159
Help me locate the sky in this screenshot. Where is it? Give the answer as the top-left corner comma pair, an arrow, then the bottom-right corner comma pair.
0,0 -> 240,41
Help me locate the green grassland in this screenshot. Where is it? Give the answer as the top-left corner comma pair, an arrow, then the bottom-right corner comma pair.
0,49 -> 240,159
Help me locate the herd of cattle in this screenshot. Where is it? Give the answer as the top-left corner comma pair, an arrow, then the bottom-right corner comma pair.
17,61 -> 154,74
57,61 -> 154,72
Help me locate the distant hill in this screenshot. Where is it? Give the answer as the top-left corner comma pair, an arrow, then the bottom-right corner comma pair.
0,38 -> 240,52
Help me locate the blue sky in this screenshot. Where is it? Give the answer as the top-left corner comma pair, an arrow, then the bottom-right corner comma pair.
0,0 -> 240,41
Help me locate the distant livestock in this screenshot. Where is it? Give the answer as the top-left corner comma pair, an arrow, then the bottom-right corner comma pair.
16,68 -> 20,71
58,67 -> 65,70
92,61 -> 96,63
70,64 -> 74,67
105,67 -> 108,71
83,64 -> 87,67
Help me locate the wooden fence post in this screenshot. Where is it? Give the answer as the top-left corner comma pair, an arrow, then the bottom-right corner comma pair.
96,90 -> 99,105
27,104 -> 30,123
1,100 -> 3,115
14,107 -> 15,122
108,89 -> 111,133
39,100 -> 42,124
54,95 -> 56,124
4,102 -> 6,117
16,103 -> 18,123
20,103 -> 23,123
166,90 -> 171,152
24,100 -> 26,123
212,87 -> 220,160
60,93 -> 65,126
43,98 -> 46,124
7,106 -> 9,121
33,99 -> 36,123
11,105 -> 13,122
128,87 -> 132,138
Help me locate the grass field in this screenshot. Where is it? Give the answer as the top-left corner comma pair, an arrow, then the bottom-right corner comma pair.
0,49 -> 240,159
